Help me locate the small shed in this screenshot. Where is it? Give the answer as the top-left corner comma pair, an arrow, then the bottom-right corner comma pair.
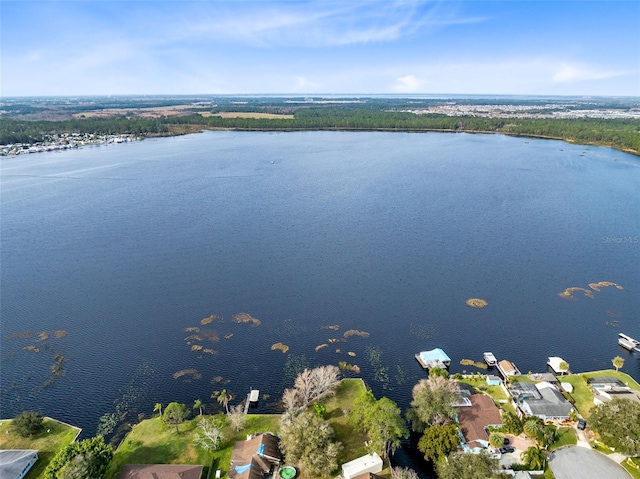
561,382 -> 574,393
342,452 -> 383,479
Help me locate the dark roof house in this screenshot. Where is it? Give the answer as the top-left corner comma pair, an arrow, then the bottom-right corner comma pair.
228,433 -> 282,479
516,382 -> 574,421
0,450 -> 38,479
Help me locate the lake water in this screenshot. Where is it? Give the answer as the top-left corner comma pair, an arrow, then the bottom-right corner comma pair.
1,131 -> 639,450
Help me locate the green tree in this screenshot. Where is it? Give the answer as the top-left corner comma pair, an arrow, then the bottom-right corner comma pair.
44,436 -> 113,479
153,402 -> 163,417
163,402 -> 188,434
521,446 -> 546,470
502,411 -> 523,435
313,402 -> 326,418
590,398 -> 640,455
391,467 -> 419,479
12,411 -> 44,437
612,356 -> 624,372
417,424 -> 459,463
406,377 -> 457,433
279,410 -> 341,478
436,452 -> 506,479
350,391 -> 408,459
558,361 -> 569,375
489,431 -> 505,449
194,399 -> 203,416
523,417 -> 543,441
429,367 -> 450,379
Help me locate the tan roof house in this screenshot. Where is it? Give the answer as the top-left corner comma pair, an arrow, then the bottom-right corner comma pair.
456,394 -> 503,451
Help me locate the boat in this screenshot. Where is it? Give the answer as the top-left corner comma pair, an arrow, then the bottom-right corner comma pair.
483,352 -> 497,367
618,333 -> 640,352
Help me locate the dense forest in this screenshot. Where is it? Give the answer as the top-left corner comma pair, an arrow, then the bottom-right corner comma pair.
2,97 -> 639,154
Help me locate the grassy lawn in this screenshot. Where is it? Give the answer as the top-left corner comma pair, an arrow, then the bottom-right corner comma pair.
108,379 -> 370,479
550,426 -> 577,450
0,417 -> 81,479
622,457 -> 640,479
456,377 -> 515,414
561,370 -> 640,419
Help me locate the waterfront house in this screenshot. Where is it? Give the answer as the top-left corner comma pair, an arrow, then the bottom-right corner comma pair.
0,450 -> 38,479
228,432 -> 282,479
118,464 -> 203,479
456,394 -> 503,452
341,452 -> 383,479
513,382 -> 574,421
588,377 -> 640,405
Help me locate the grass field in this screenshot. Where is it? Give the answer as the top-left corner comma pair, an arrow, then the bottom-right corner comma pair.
550,426 -> 577,450
560,370 -> 640,419
0,417 -> 81,479
108,379 -> 373,479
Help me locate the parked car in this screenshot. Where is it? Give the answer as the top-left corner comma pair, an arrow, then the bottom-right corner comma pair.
499,446 -> 515,454
578,419 -> 587,430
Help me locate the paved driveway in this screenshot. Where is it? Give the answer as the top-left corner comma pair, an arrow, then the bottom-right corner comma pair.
549,447 -> 631,479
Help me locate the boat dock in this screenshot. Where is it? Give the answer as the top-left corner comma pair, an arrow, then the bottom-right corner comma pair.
483,352 -> 497,367
243,389 -> 260,414
618,333 -> 640,352
496,359 -> 521,379
547,356 -> 570,375
415,348 -> 451,371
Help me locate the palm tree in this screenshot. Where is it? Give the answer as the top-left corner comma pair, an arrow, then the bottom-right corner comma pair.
521,446 -> 546,470
488,432 -> 505,449
217,389 -> 232,414
154,403 -> 163,418
612,356 -> 624,372
194,399 -> 203,416
524,418 -> 543,442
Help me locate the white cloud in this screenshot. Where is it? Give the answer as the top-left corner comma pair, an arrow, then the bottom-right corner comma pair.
392,74 -> 425,93
552,63 -> 629,83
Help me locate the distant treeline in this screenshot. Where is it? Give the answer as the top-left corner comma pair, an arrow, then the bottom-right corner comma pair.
2,109 -> 639,154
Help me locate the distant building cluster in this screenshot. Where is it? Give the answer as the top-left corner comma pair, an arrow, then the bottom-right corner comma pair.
1,133 -> 138,156
405,104 -> 640,119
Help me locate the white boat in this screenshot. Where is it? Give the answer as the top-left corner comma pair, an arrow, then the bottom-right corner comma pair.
483,352 -> 497,366
618,333 -> 640,352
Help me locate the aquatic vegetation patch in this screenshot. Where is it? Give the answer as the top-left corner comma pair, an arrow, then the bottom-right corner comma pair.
185,326 -> 200,333
335,349 -> 341,353
201,314 -> 221,325
203,348 -> 217,355
6,330 -> 34,340
321,325 -> 340,331
338,362 -> 361,374
173,369 -> 202,380
410,322 -> 435,340
589,281 -> 623,292
200,330 -> 220,343
53,330 -> 68,338
224,333 -> 234,339
271,342 -> 289,353
191,345 -> 203,352
466,298 -> 488,308
37,331 -> 50,341
558,287 -> 595,300
343,329 -> 370,339
460,359 -> 475,366
184,334 -> 203,342
460,358 -> 488,369
315,344 -> 328,352
22,345 -> 41,353
233,312 -> 261,327
211,376 -> 223,383
328,338 -> 341,343
348,352 -> 356,357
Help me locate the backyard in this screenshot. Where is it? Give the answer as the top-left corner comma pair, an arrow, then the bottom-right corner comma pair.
0,417 -> 81,479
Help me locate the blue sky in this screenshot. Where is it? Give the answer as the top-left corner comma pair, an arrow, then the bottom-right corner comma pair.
2,0 -> 639,96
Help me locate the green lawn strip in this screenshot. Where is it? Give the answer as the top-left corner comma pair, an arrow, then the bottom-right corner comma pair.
0,417 -> 81,479
622,457 -> 640,479
549,427 -> 577,450
320,379 -> 370,468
